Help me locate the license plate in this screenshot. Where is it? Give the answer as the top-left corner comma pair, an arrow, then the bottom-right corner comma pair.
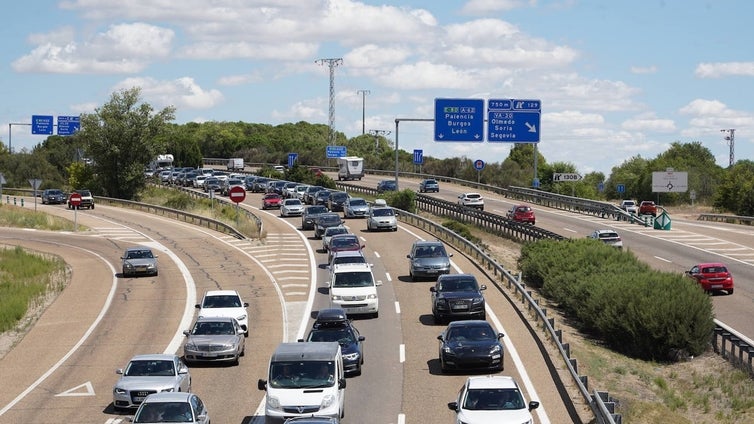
134,396 -> 145,402
711,284 -> 723,289
453,304 -> 469,310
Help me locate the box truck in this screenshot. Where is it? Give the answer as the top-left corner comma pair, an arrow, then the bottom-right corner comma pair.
337,156 -> 364,181
227,157 -> 244,171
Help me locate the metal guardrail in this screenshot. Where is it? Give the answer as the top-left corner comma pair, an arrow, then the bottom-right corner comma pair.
698,213 -> 754,226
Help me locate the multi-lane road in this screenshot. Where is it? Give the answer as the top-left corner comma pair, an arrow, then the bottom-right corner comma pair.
0,175 -> 752,424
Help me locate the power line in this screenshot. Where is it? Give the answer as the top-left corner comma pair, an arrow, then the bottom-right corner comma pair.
315,58 -> 343,146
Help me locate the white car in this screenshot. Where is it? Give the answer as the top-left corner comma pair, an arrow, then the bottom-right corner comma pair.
366,206 -> 398,232
458,192 -> 484,210
280,198 -> 305,217
620,199 -> 638,214
328,263 -> 381,318
131,392 -> 209,424
448,375 -> 539,424
112,354 -> 191,411
195,290 -> 249,336
193,174 -> 208,188
588,229 -> 623,249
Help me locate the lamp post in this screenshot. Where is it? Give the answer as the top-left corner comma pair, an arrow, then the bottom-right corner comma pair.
721,129 -> 735,167
369,129 -> 390,155
357,90 -> 370,135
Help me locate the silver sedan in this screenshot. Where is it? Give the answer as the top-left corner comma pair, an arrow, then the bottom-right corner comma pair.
112,354 -> 191,411
121,246 -> 158,277
183,317 -> 245,365
280,198 -> 305,217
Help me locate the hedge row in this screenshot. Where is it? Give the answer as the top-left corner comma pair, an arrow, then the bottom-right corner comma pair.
518,238 -> 714,360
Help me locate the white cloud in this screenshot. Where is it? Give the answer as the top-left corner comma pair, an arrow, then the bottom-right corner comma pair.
112,77 -> 223,109
621,113 -> 676,132
460,0 -> 532,15
695,62 -> 754,78
630,65 -> 657,74
12,23 -> 173,74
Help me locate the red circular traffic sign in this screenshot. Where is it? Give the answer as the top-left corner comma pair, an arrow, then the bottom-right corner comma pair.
69,192 -> 82,206
228,185 -> 246,203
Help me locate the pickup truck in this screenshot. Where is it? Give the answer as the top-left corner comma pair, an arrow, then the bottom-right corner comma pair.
639,201 -> 658,216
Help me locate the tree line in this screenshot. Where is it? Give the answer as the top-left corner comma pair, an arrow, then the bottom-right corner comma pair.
0,87 -> 751,215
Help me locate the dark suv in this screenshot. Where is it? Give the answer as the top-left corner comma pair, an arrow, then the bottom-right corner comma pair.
376,180 -> 397,193
300,308 -> 365,375
406,240 -> 452,281
41,188 -> 66,205
430,274 -> 487,324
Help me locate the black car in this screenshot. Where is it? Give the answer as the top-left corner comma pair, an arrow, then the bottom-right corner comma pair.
41,188 -> 66,205
314,189 -> 332,206
430,274 -> 486,323
300,308 -> 365,376
376,180 -> 397,193
301,205 -> 329,231
327,191 -> 350,212
419,179 -> 440,193
314,213 -> 344,238
437,320 -> 504,373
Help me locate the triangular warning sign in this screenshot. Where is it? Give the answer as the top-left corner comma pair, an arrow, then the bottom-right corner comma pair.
55,381 -> 95,397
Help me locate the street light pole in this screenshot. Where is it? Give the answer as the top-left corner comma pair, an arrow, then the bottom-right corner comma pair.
357,90 -> 370,135
369,129 -> 390,155
721,129 -> 735,167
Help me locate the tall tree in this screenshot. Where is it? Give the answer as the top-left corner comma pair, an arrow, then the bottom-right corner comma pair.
77,87 -> 175,199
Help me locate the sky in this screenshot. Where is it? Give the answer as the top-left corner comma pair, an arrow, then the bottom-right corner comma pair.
2,0 -> 753,176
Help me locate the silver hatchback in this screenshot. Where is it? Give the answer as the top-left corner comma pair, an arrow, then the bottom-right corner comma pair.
407,240 -> 453,281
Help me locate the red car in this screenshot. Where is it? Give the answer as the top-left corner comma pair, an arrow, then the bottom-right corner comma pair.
261,193 -> 282,210
684,262 -> 734,295
506,204 -> 535,224
327,234 -> 364,263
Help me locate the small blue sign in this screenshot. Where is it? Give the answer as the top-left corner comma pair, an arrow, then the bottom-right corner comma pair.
288,153 -> 298,168
598,182 -> 605,192
31,115 -> 54,135
413,149 -> 423,165
487,99 -> 541,143
57,115 -> 80,136
434,98 -> 484,142
473,159 -> 485,171
617,184 -> 625,193
533,178 -> 540,188
326,145 -> 347,158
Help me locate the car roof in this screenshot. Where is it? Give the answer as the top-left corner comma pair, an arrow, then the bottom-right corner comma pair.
125,246 -> 152,252
195,316 -> 236,323
696,262 -> 726,268
413,240 -> 444,247
314,307 -> 349,324
330,250 -> 365,259
204,289 -> 240,297
465,374 -> 518,390
331,262 -> 372,273
437,273 -> 476,282
129,353 -> 177,362
142,392 -> 194,403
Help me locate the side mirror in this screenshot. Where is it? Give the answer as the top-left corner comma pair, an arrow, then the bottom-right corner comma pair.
447,401 -> 458,411
338,378 -> 347,389
437,334 -> 444,341
116,368 -> 124,375
243,302 -> 249,307
480,285 -> 487,290
430,287 -> 437,292
182,330 -> 190,336
257,379 -> 267,391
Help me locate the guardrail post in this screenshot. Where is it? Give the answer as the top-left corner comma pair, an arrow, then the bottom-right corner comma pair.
13,197 -> 17,205
20,198 -> 24,207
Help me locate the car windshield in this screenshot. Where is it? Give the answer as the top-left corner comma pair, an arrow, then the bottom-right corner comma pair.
331,255 -> 366,266
333,271 -> 374,288
308,328 -> 356,344
47,190 -> 63,195
331,192 -> 348,201
125,360 -> 175,377
126,249 -> 154,259
202,295 -> 242,308
439,277 -> 478,292
463,388 -> 525,411
307,206 -> 328,215
349,199 -> 366,207
415,245 -> 446,258
318,215 -> 342,225
285,199 -> 302,206
447,325 -> 496,342
326,228 -> 348,237
192,320 -> 235,335
134,401 -> 193,423
372,208 -> 394,217
270,361 -> 335,389
331,237 -> 359,249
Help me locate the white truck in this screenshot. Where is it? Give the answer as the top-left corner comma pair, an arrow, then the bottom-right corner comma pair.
337,156 -> 364,181
227,157 -> 244,171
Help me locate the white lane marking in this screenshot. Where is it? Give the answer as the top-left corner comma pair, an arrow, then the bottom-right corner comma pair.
562,227 -> 578,233
654,256 -> 672,263
55,381 -> 94,397
399,344 -> 406,363
395,301 -> 401,315
385,272 -> 392,282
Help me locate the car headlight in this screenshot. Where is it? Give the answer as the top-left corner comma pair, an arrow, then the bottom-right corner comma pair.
267,395 -> 281,409
367,294 -> 377,299
320,394 -> 335,409
472,298 -> 484,305
489,344 -> 502,355
236,314 -> 247,322
343,352 -> 360,361
185,341 -> 197,350
331,295 -> 343,301
442,346 -> 454,355
113,387 -> 126,395
161,388 -> 175,392
123,263 -> 134,269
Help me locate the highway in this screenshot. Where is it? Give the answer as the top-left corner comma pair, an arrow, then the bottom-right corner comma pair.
2,173 -> 752,424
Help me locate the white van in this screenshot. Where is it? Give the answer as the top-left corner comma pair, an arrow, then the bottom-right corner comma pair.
258,342 -> 346,424
328,263 -> 381,318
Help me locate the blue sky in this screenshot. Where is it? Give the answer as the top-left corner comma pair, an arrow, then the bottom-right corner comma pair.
2,0 -> 753,176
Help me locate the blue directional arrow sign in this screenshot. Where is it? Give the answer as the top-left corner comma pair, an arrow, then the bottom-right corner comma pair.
31,115 -> 54,135
487,99 -> 541,143
434,98 -> 484,142
288,153 -> 298,168
57,115 -> 80,136
413,149 -> 423,165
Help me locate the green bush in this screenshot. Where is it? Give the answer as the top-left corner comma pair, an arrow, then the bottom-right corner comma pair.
519,238 -> 714,360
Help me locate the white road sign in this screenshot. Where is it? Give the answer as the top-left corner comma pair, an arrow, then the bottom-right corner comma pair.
553,173 -> 583,182
652,170 -> 688,193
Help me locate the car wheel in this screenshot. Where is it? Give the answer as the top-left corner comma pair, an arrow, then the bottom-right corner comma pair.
153,271 -> 159,277
728,289 -> 734,295
439,357 -> 448,373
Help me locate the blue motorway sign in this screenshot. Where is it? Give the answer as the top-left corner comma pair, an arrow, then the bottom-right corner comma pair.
57,115 -> 80,136
288,153 -> 298,168
434,98 -> 484,142
413,149 -> 423,165
617,184 -> 625,193
326,145 -> 347,158
487,99 -> 541,143
31,115 -> 54,135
